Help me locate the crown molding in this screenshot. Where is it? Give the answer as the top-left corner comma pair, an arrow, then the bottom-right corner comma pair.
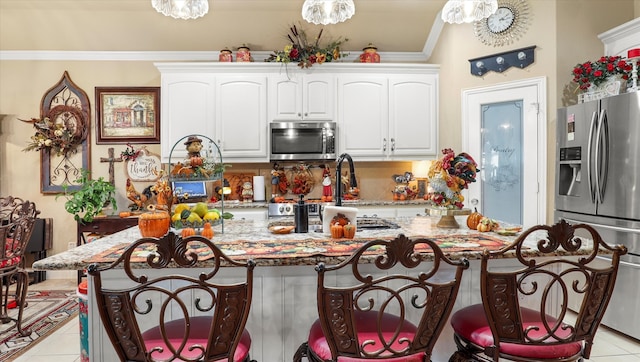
0,49 -> 431,63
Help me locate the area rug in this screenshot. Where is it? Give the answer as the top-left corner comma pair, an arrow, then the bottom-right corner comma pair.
0,290 -> 78,361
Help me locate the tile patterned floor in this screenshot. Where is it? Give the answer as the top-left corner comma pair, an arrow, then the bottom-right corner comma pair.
12,279 -> 640,362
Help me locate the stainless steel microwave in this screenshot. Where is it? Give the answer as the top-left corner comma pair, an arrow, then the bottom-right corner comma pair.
269,121 -> 336,161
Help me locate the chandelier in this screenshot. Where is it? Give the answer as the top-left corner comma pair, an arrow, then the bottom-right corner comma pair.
441,0 -> 498,24
151,0 -> 209,20
302,0 -> 355,25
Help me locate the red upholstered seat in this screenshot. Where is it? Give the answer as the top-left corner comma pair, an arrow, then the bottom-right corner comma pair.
451,303 -> 583,359
142,316 -> 251,362
0,238 -> 21,268
307,310 -> 426,362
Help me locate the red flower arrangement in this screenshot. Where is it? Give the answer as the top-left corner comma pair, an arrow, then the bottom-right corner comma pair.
266,24 -> 348,69
572,56 -> 632,91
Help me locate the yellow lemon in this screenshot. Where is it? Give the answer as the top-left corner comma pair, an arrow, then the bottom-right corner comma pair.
203,211 -> 220,222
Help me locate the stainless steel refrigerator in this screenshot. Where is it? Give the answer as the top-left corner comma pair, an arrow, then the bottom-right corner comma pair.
555,91 -> 640,340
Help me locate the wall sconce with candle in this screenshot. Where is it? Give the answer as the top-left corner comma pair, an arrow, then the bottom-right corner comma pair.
469,45 -> 536,76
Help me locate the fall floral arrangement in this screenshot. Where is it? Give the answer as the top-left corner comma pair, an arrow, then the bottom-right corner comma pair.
426,148 -> 479,209
572,55 -> 632,91
266,24 -> 348,68
22,113 -> 87,157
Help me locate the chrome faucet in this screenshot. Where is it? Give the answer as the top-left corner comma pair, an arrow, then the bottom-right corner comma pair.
335,153 -> 358,207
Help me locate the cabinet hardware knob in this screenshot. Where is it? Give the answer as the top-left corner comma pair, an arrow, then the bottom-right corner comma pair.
383,138 -> 387,151
391,138 -> 395,151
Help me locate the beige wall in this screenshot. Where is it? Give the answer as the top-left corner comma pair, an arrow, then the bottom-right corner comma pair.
0,1 -> 638,258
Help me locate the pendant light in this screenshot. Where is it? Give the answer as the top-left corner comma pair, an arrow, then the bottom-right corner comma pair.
441,0 -> 498,24
302,0 -> 355,25
151,0 -> 209,20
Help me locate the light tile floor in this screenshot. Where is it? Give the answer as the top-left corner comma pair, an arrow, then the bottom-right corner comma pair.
13,279 -> 640,362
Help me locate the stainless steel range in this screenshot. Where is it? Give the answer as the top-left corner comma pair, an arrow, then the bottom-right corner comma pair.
268,202 -> 321,217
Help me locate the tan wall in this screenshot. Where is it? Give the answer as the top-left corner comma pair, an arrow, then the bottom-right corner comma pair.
0,0 -> 638,258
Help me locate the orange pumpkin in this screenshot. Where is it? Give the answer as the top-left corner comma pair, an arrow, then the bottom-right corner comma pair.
201,222 -> 214,239
119,211 -> 132,218
343,224 -> 356,239
330,224 -> 344,239
138,207 -> 170,238
466,208 -> 483,230
190,156 -> 203,167
181,227 -> 196,237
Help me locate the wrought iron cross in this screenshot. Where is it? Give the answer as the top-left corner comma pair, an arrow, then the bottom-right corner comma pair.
100,147 -> 123,186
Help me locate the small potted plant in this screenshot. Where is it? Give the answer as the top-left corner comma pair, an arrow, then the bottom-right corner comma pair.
57,169 -> 117,223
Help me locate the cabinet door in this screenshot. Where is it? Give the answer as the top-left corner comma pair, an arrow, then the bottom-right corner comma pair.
302,74 -> 334,120
268,74 -> 302,121
268,73 -> 334,121
215,75 -> 268,161
388,75 -> 438,158
337,76 -> 389,159
161,74 -> 215,162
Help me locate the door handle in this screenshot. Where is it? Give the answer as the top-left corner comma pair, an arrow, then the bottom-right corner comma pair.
383,138 -> 387,151
390,138 -> 395,151
587,111 -> 598,203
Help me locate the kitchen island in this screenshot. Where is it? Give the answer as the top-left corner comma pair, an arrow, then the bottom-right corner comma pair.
32,215 -> 590,361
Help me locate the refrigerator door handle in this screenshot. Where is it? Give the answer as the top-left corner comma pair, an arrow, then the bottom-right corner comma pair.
587,110 -> 598,202
598,109 -> 609,203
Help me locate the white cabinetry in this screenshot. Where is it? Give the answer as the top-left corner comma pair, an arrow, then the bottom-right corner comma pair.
160,73 -> 215,161
388,75 -> 438,157
215,75 -> 268,160
156,63 -> 439,163
337,73 -> 438,160
337,76 -> 389,158
268,73 -> 334,121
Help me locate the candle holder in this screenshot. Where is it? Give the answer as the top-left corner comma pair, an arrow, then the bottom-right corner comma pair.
627,48 -> 640,91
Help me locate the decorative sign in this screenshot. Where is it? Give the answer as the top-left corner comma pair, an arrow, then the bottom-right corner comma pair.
125,147 -> 162,182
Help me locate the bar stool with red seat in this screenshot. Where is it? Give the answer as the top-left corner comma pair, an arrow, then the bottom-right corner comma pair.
0,196 -> 40,336
293,234 -> 470,362
449,219 -> 628,362
88,231 -> 256,362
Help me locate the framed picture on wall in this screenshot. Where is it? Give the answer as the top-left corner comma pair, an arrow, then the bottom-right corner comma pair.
95,87 -> 160,144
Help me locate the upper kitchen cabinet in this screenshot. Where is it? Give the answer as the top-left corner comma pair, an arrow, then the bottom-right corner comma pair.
160,72 -> 215,162
337,69 -> 438,161
388,75 -> 438,158
215,75 -> 268,161
268,73 -> 335,121
338,76 -> 389,158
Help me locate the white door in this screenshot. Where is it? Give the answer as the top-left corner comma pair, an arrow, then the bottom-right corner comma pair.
462,77 -> 547,227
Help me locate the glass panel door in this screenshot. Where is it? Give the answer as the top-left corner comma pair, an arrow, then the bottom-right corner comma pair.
480,101 -> 523,225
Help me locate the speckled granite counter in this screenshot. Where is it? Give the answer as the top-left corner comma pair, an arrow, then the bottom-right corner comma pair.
33,215 -> 595,272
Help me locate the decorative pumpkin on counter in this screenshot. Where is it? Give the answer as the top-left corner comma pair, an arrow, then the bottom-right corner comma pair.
466,208 -> 483,230
201,222 -> 215,239
330,224 -> 344,239
343,223 -> 356,239
476,217 -> 499,232
181,227 -> 196,238
138,205 -> 170,238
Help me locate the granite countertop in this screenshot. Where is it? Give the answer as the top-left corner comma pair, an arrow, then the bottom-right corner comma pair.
33,214 -> 600,272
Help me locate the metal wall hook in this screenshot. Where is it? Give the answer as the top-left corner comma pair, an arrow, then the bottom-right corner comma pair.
469,45 -> 536,76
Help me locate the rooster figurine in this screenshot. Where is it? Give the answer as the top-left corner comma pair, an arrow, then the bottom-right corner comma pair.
126,178 -> 152,211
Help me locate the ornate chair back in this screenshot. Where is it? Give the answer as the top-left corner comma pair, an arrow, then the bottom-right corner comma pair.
298,234 -> 469,361
88,231 -> 255,362
0,196 -> 39,336
451,219 -> 628,362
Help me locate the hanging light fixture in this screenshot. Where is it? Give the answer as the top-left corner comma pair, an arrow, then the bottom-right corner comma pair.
151,0 -> 209,20
441,0 -> 498,24
302,0 -> 355,25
